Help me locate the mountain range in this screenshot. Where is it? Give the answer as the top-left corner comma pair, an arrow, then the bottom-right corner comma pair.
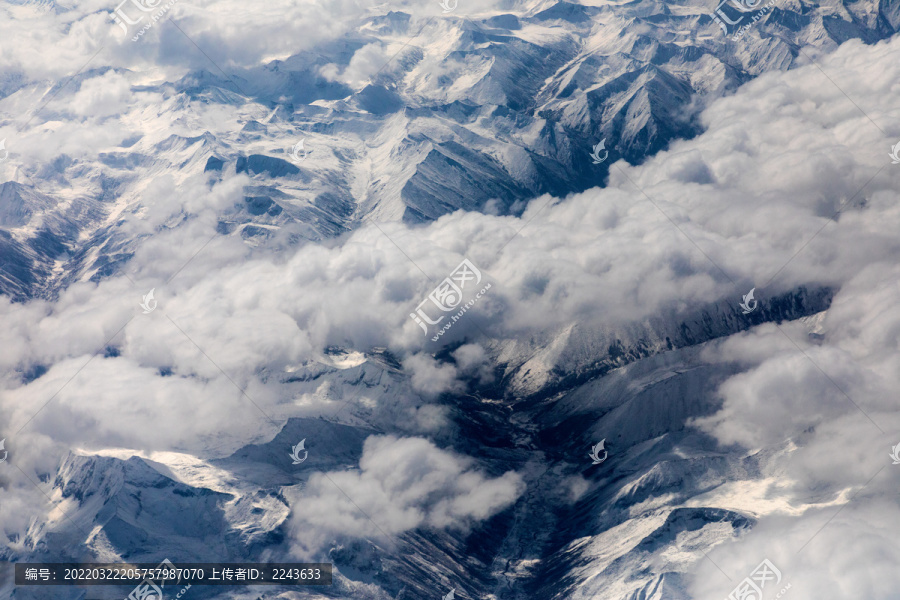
1,0 -> 898,599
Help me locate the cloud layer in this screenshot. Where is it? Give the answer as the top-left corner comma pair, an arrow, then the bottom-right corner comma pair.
687,262 -> 900,599
287,435 -> 525,557
1,11 -> 899,593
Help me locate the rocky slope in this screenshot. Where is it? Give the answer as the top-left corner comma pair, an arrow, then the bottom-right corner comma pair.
1,0 -> 898,300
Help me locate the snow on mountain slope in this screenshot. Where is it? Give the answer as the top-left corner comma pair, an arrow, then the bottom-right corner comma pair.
2,2 -> 900,600
3,319 -> 822,600
495,286 -> 834,400
2,0 -> 898,299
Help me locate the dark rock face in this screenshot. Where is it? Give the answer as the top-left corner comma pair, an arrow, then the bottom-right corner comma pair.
236,154 -> 301,178
204,156 -> 225,172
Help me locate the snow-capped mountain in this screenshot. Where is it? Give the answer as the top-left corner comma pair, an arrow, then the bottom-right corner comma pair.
1,303 -> 829,600
2,0 -> 898,300
3,1 -> 900,599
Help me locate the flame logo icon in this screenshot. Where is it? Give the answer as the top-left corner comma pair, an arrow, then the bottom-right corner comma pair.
739,287 -> 758,314
289,439 -> 308,464
890,443 -> 900,465
140,288 -> 158,314
442,589 -> 455,600
288,139 -> 309,162
0,139 -> 8,162
0,439 -> 7,463
589,439 -> 608,465
589,139 -> 608,164
890,141 -> 900,165
438,0 -> 458,12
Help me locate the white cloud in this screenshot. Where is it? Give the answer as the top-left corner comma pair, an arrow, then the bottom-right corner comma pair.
686,264 -> 900,599
691,342 -> 867,448
319,42 -> 396,88
403,353 -> 461,397
1,17 -> 900,592
1,34 -> 898,448
452,343 -> 494,383
690,501 -> 900,600
69,70 -> 133,118
287,435 -> 525,557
